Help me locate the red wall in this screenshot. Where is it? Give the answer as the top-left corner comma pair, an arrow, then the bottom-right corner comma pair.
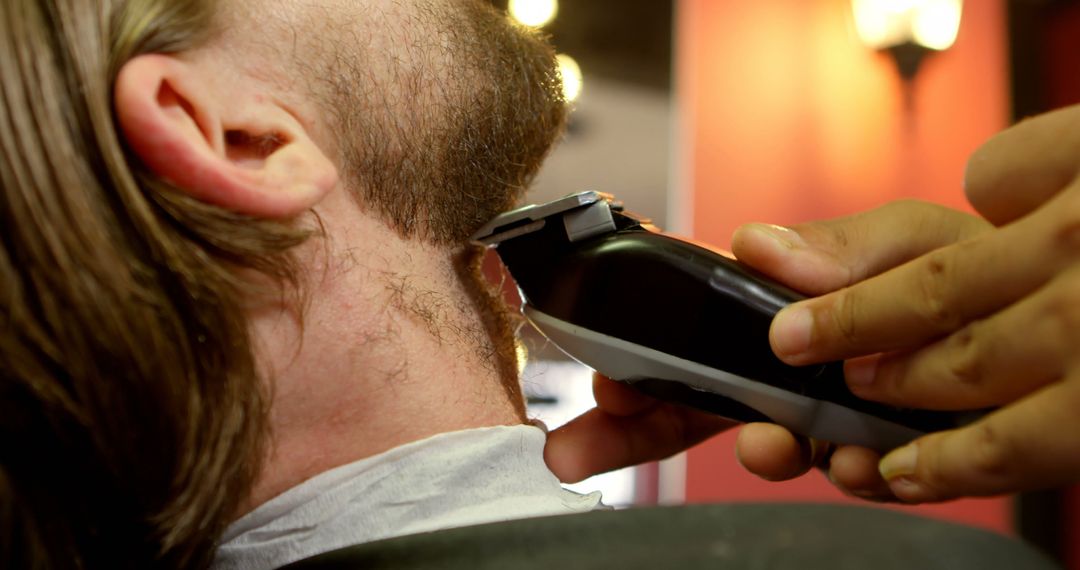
675,0 -> 1012,534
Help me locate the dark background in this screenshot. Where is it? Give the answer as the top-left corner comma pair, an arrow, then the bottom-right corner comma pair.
489,0 -> 673,91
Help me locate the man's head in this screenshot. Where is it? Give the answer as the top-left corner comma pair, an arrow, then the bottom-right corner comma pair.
0,0 -> 565,566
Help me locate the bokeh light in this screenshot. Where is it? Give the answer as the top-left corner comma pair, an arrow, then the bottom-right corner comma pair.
556,53 -> 583,103
509,0 -> 558,28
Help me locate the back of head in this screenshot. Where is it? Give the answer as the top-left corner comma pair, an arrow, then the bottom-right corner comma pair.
0,0 -> 303,566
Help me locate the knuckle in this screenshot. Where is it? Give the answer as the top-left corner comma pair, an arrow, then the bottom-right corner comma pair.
967,423 -> 1013,482
1051,197 -> 1080,256
945,324 -> 984,388
874,355 -> 915,403
1045,275 -> 1080,340
829,288 -> 862,345
827,222 -> 851,248
916,249 -> 963,330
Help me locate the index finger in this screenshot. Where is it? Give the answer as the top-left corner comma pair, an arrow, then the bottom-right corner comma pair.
768,187 -> 1080,364
732,200 -> 989,297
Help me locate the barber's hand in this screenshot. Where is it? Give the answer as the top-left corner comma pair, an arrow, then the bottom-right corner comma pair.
732,200 -> 990,500
545,374 -> 831,483
542,198 -> 989,487
736,104 -> 1080,503
542,195 -> 979,486
543,374 -> 731,483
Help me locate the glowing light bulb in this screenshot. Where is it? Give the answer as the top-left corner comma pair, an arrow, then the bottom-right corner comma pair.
913,0 -> 962,50
509,0 -> 558,28
882,0 -> 918,13
852,0 -> 895,48
851,0 -> 961,50
556,54 -> 583,103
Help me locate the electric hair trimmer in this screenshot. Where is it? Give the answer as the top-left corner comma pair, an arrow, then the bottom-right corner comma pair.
472,192 -> 978,451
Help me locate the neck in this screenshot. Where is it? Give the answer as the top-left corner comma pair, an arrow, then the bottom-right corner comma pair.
243,199 -> 524,514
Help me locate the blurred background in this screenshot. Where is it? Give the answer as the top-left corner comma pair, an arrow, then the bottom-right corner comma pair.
486,0 -> 1080,567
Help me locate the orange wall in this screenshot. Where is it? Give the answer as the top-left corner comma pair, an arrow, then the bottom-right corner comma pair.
675,0 -> 1012,534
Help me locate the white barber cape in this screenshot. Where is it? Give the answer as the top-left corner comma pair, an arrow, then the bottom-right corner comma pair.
213,425 -> 605,570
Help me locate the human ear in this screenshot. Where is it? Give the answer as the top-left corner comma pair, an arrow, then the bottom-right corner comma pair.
114,54 -> 338,218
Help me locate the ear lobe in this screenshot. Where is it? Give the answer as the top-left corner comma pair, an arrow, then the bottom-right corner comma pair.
114,54 -> 337,218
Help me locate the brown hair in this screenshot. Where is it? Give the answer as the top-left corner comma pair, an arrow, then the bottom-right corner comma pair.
0,0 -> 304,567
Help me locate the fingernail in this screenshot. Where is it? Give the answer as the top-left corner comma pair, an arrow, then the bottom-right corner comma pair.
772,306 -> 813,358
752,224 -> 806,250
845,356 -> 879,387
879,443 -> 918,480
886,476 -> 927,502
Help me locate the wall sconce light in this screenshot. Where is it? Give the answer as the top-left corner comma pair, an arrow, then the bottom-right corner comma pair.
851,0 -> 963,80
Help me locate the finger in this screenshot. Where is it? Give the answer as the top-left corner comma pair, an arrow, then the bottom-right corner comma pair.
544,404 -> 734,483
771,188 -> 1080,365
732,200 -> 989,296
844,268 -> 1080,409
966,104 -> 1080,225
592,373 -> 659,416
827,446 -> 894,502
735,423 -> 812,481
737,424 -> 897,501
735,423 -> 836,481
877,380 -> 1080,503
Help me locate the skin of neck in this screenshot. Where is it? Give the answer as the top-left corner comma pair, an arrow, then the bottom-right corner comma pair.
242,182 -> 524,513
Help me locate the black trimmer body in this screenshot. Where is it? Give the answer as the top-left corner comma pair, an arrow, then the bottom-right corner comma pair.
472,192 -> 977,451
